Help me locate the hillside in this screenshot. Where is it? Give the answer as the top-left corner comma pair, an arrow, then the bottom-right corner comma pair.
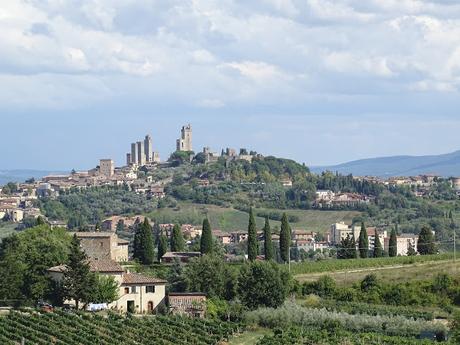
311,150 -> 460,177
147,202 -> 359,232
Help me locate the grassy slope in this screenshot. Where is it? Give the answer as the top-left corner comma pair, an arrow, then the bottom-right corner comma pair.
0,222 -> 17,241
227,328 -> 270,345
295,259 -> 460,286
147,202 -> 359,232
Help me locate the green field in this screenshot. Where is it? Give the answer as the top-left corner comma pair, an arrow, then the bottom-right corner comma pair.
147,202 -> 359,232
294,256 -> 459,286
291,253 -> 454,275
0,222 -> 18,241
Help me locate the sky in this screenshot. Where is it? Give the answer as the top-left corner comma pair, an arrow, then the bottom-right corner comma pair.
1,0 -> 460,171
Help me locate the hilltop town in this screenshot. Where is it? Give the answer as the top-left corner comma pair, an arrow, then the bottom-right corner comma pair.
0,124 -> 459,344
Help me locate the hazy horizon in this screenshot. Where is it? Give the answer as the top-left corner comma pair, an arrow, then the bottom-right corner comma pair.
2,1 -> 460,170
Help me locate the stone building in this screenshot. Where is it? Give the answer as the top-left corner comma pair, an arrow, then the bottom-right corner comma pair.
144,135 -> 153,162
130,143 -> 137,165
176,124 -> 193,151
99,159 -> 114,177
136,141 -> 145,166
168,293 -> 206,318
72,232 -> 129,262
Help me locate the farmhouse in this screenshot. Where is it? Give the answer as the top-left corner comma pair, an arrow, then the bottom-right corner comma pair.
48,259 -> 167,314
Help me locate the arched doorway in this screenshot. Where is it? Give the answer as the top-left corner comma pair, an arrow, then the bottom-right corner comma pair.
147,301 -> 154,313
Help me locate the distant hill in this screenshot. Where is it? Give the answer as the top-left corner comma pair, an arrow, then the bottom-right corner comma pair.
0,170 -> 65,185
310,150 -> 460,177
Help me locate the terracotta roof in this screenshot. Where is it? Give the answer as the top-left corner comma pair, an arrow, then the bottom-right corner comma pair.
90,259 -> 124,273
169,292 -> 206,297
48,259 -> 124,274
73,231 -> 114,238
122,273 -> 166,285
162,252 -> 201,259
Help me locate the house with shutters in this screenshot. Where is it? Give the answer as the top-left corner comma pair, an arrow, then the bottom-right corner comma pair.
48,258 -> 167,314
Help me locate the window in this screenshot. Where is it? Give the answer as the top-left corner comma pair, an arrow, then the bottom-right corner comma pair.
124,287 -> 129,294
146,285 -> 155,293
100,242 -> 104,247
131,286 -> 137,293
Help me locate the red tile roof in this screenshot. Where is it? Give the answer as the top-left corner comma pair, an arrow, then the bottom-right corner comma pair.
122,273 -> 167,285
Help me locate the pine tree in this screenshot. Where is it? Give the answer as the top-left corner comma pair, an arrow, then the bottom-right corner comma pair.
157,229 -> 168,262
62,235 -> 95,309
170,223 -> 185,252
338,234 -> 357,259
263,217 -> 274,261
358,222 -> 369,258
247,208 -> 258,261
389,226 -> 398,257
279,213 -> 291,263
418,226 -> 436,255
200,218 -> 213,255
373,228 -> 383,258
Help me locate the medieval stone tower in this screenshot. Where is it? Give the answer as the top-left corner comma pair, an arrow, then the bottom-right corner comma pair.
176,124 -> 193,151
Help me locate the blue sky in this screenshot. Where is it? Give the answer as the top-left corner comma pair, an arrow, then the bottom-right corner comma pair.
1,0 -> 460,170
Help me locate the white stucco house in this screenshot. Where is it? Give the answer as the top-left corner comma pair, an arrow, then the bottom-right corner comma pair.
48,259 -> 167,314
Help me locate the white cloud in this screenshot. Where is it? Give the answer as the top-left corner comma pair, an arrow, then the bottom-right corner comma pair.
0,0 -> 460,109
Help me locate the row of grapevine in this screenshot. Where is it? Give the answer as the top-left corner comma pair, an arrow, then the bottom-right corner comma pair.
256,327 -> 443,345
0,311 -> 242,345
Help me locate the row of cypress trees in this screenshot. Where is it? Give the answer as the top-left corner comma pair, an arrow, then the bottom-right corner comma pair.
133,219 -> 187,264
247,207 -> 291,263
340,222 -> 436,259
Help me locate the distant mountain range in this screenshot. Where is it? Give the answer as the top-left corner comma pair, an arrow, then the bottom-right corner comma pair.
0,170 -> 65,185
310,150 -> 460,177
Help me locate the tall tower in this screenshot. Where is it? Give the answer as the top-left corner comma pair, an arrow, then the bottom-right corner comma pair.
99,159 -> 114,177
130,143 -> 137,165
176,124 -> 193,151
144,135 -> 153,163
137,141 -> 145,166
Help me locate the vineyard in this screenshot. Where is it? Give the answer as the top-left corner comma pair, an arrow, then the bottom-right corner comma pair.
0,311 -> 242,345
291,253 -> 454,275
256,328 -> 442,345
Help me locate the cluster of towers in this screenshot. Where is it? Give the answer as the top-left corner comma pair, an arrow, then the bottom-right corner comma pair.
126,135 -> 160,166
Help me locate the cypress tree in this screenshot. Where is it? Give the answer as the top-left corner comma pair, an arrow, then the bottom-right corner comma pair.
350,234 -> 358,259
358,222 -> 369,258
279,213 -> 291,263
141,218 -> 155,265
373,228 -> 383,258
200,218 -> 213,255
247,208 -> 258,261
418,226 -> 436,255
133,223 -> 143,261
62,235 -> 95,309
263,217 -> 274,261
388,226 -> 398,257
170,223 -> 185,252
157,229 -> 168,262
